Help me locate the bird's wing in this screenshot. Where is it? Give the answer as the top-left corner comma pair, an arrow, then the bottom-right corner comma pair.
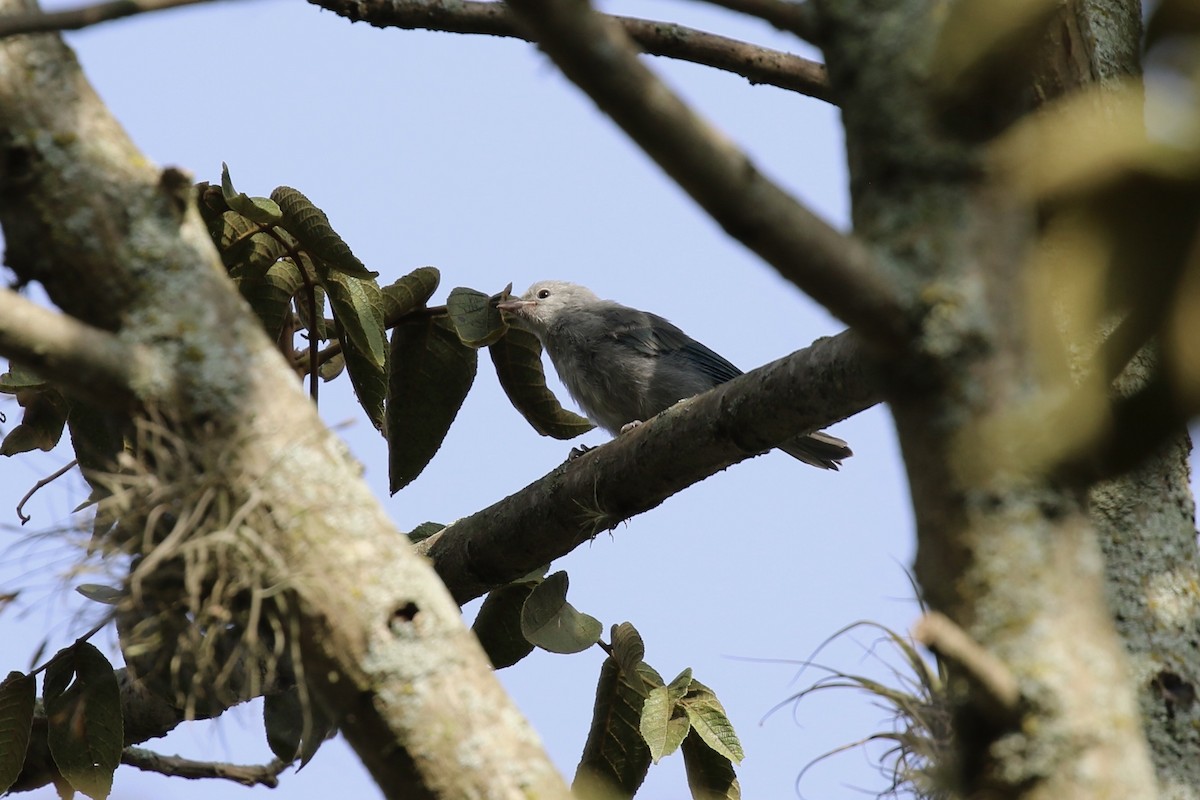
604,308 -> 744,385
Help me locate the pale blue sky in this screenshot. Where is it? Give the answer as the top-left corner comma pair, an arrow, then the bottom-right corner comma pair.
0,2 -> 1126,799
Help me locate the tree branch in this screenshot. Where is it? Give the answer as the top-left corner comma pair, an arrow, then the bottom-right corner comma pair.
0,289 -> 173,407
121,747 -> 289,787
0,0 -> 220,37
310,0 -> 833,102
914,610 -> 1021,722
501,0 -> 909,348
418,330 -> 881,604
0,13 -> 569,799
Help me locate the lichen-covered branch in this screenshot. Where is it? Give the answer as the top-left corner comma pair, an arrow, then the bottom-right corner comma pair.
0,289 -> 172,407
0,10 -> 568,799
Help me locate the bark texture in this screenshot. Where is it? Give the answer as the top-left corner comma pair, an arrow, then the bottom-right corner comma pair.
815,0 -> 1164,796
0,9 -> 568,799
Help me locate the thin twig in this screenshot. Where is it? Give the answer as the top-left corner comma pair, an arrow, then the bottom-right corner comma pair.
311,0 -> 832,102
0,0 -> 225,37
121,747 -> 290,787
913,611 -> 1021,720
15,459 -> 77,525
502,0 -> 909,347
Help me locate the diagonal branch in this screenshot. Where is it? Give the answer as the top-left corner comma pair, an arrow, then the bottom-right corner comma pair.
311,0 -> 832,102
418,330 -> 882,604
502,0 -> 910,348
0,0 -> 222,37
0,289 -> 173,407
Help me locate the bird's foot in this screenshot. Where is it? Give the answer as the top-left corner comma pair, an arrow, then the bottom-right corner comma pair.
619,420 -> 644,434
567,444 -> 595,460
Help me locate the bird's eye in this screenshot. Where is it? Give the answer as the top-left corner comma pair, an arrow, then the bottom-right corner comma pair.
537,289 -> 551,299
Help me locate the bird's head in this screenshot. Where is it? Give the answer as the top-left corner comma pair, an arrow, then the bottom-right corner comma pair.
496,280 -> 601,332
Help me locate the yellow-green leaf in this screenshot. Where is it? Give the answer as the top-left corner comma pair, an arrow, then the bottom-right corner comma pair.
640,683 -> 691,764
681,680 -> 743,765
472,582 -> 538,670
75,585 -> 122,606
0,363 -> 45,393
520,571 -> 602,654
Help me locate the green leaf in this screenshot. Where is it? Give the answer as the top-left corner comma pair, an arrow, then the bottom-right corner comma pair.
270,186 -> 377,279
233,257 -> 304,341
668,668 -> 695,700
610,622 -> 646,678
681,729 -> 740,800
446,287 -> 508,348
520,571 -> 602,655
220,163 -> 282,224
75,585 -> 122,606
1,389 -> 68,456
322,272 -> 386,366
681,680 -> 744,765
44,643 -> 122,800
264,688 -> 303,762
323,272 -> 387,430
219,211 -> 288,275
263,686 -> 333,769
0,671 -> 35,793
381,267 -> 440,322
386,317 -> 477,492
66,401 -> 125,476
472,582 -> 538,669
0,363 -> 46,393
639,683 -> 691,763
406,521 -> 445,544
318,352 -> 345,381
489,322 -> 594,439
573,656 -> 653,800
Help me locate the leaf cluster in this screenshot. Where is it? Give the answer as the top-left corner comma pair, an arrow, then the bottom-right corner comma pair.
194,166 -> 592,493
470,572 -> 744,800
0,643 -> 121,800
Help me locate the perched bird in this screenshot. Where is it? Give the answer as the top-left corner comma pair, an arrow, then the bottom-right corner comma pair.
497,280 -> 852,469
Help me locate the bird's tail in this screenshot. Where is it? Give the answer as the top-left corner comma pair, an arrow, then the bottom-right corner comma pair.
779,430 -> 853,470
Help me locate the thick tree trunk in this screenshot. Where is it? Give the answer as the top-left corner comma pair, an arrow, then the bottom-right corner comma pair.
817,0 -> 1167,796
0,7 -> 569,799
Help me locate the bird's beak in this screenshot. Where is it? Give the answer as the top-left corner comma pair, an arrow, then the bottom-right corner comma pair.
496,298 -> 533,315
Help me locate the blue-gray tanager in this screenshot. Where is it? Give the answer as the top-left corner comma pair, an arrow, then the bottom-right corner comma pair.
498,281 -> 852,469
